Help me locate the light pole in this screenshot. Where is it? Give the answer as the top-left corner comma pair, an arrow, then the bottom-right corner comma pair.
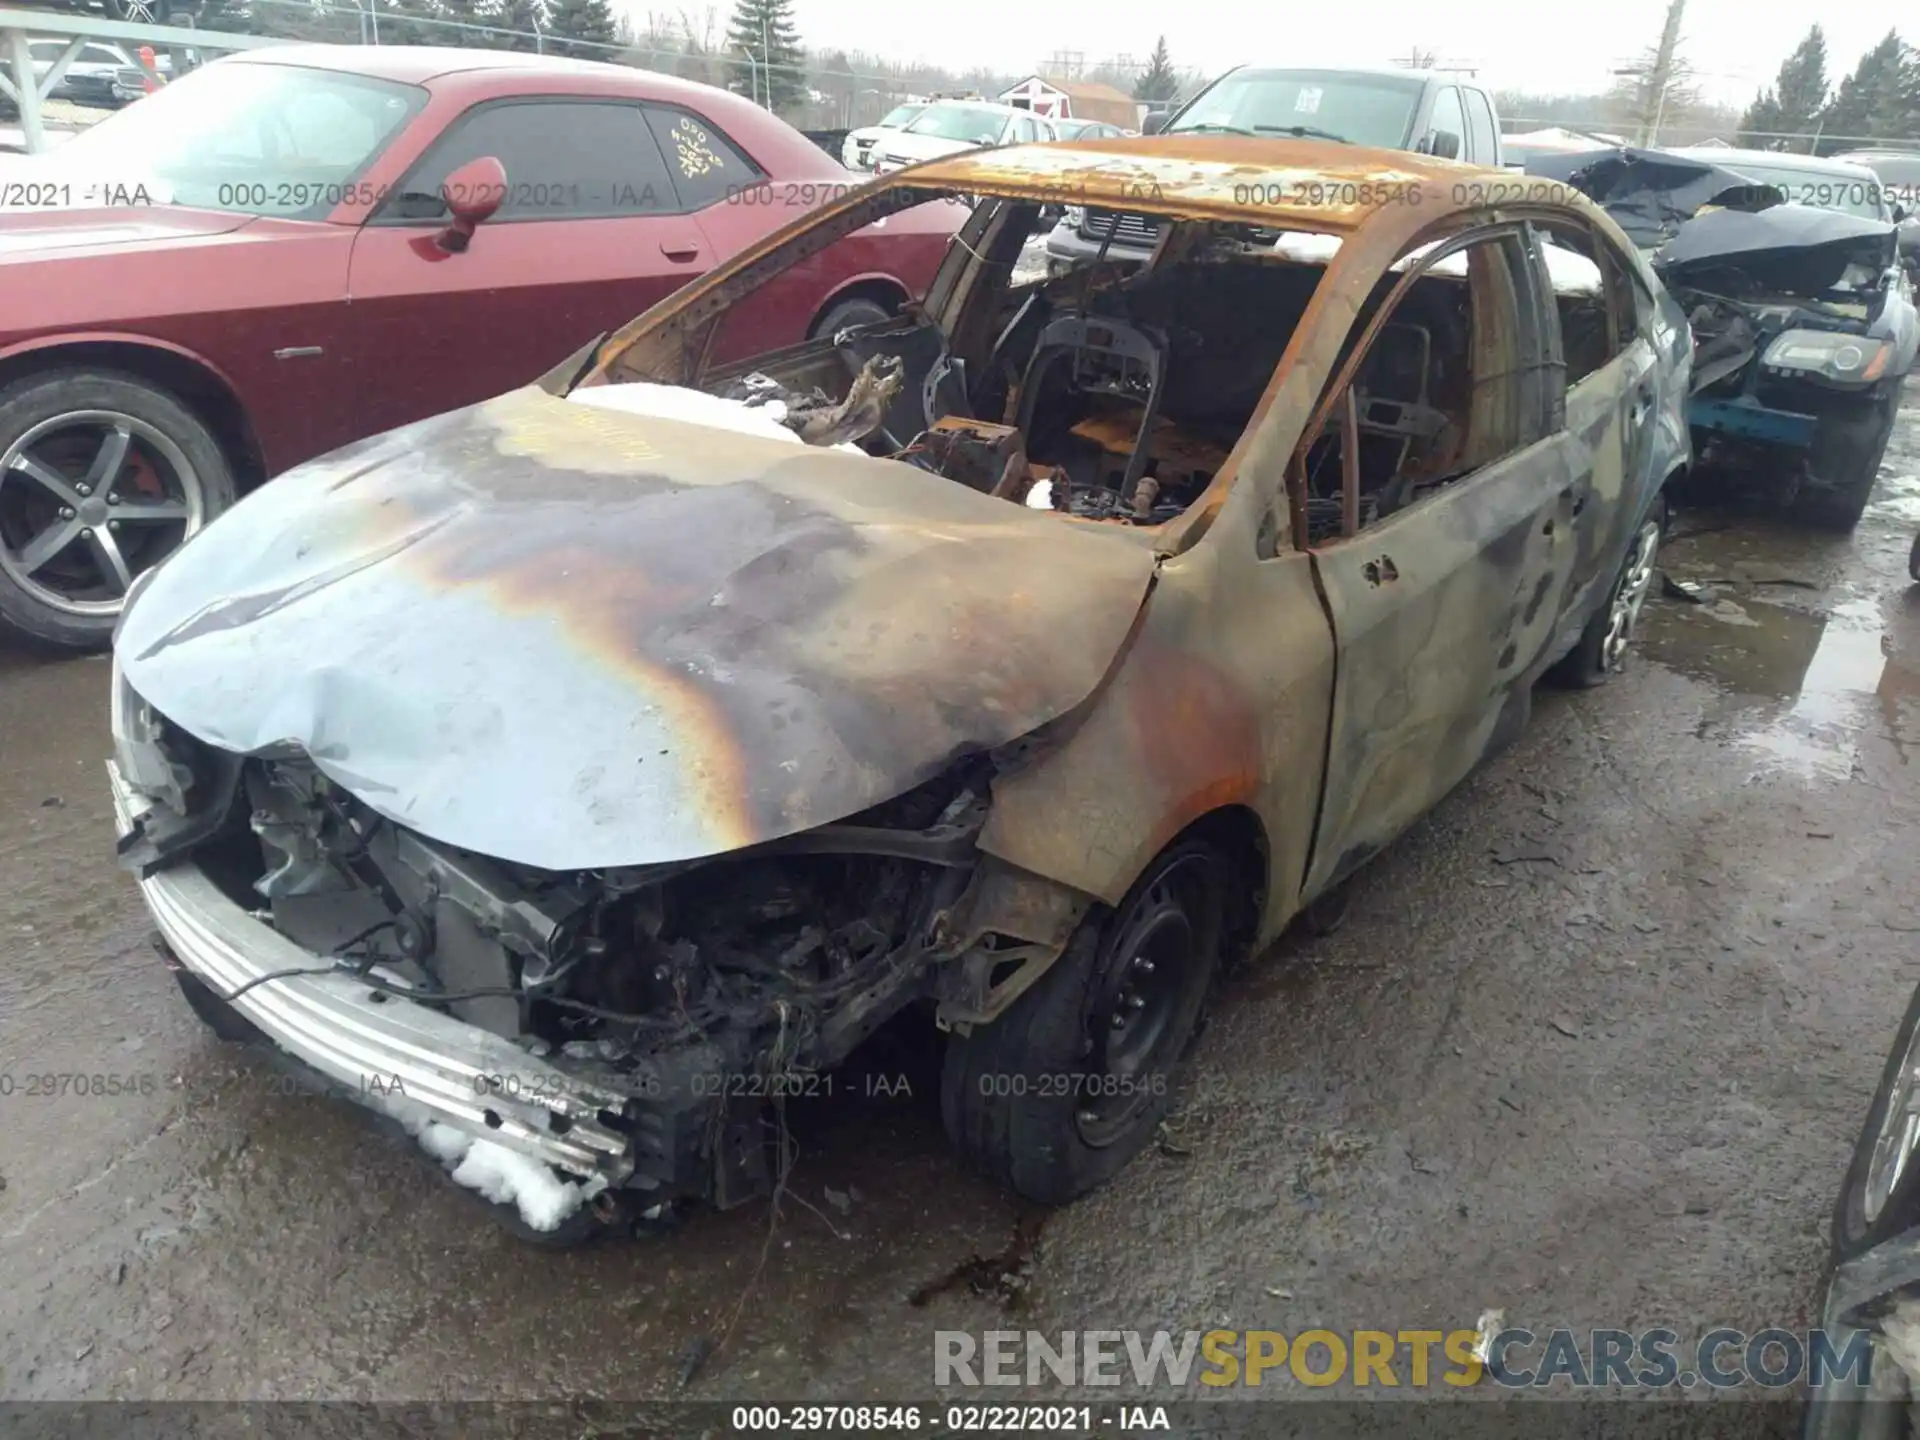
1612,64 -> 1666,146
736,42 -> 762,107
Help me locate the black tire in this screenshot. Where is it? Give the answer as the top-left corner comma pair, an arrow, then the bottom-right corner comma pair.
809,296 -> 893,342
1547,494 -> 1668,689
940,836 -> 1227,1205
171,969 -> 264,1045
1791,385 -> 1901,533
0,368 -> 235,652
1834,979 -> 1920,1261
1908,530 -> 1920,584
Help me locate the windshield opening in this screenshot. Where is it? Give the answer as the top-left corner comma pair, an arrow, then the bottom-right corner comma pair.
52,61 -> 425,219
905,105 -> 1009,143
1169,69 -> 1423,147
878,104 -> 921,128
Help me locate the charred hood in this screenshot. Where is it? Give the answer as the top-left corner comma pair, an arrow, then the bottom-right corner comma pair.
114,387 -> 1157,870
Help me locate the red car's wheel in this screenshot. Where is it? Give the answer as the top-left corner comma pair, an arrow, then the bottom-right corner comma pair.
0,369 -> 234,652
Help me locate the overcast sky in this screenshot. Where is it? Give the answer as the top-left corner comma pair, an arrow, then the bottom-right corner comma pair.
694,0 -> 1913,109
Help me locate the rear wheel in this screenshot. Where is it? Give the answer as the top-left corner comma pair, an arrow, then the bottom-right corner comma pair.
1910,530 -> 1920,584
941,836 -> 1227,1204
0,369 -> 234,651
1791,386 -> 1901,533
1547,495 -> 1666,689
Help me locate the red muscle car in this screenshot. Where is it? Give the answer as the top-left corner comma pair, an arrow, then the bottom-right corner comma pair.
0,46 -> 959,649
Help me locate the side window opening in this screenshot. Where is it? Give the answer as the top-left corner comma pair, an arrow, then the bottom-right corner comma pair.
1598,243 -> 1645,352
1535,220 -> 1616,387
1285,231 -> 1548,548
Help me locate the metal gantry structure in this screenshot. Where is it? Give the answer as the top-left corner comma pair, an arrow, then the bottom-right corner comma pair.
0,4 -> 285,153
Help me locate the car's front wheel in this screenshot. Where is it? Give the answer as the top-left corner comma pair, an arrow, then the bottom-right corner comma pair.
1792,385 -> 1902,533
1548,495 -> 1666,689
0,369 -> 233,651
941,835 -> 1227,1204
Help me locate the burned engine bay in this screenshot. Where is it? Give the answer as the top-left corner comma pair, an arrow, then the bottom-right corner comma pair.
138,737 -> 1005,1213
705,212 -> 1331,527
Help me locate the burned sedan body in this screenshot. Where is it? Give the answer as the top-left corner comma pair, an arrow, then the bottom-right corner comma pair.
108,139 -> 1686,1236
1530,145 -> 1918,530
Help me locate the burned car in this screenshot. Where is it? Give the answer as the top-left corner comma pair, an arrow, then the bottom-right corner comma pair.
1530,145 -> 1919,531
107,139 -> 1687,1238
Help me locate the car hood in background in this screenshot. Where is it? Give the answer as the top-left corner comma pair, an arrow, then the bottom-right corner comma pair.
1654,204 -> 1900,295
876,132 -> 986,167
1525,144 -> 1786,249
0,194 -> 250,245
114,386 -> 1157,871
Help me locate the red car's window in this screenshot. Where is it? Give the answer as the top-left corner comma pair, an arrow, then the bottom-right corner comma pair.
386,99 -> 680,222
642,106 -> 764,212
43,61 -> 424,220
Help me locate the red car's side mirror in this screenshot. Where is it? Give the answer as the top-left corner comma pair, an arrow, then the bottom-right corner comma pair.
436,156 -> 507,253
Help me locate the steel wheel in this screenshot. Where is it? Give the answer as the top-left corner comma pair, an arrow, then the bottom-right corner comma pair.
0,410 -> 203,617
1073,851 -> 1217,1149
1600,514 -> 1661,673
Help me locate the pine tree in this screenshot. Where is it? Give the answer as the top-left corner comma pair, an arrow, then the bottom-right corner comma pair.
546,0 -> 619,58
1134,36 -> 1177,103
1776,26 -> 1829,129
1735,91 -> 1784,150
723,0 -> 804,114
1739,26 -> 1828,150
380,0 -> 455,47
1818,31 -> 1910,154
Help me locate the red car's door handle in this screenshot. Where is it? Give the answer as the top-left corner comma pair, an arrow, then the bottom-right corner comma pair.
661,242 -> 702,263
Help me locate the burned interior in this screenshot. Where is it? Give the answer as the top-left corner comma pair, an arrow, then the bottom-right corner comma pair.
589,188 -> 1606,553
590,191 -> 1347,530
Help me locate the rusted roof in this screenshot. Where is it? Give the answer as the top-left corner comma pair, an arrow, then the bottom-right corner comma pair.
901,136 -> 1512,234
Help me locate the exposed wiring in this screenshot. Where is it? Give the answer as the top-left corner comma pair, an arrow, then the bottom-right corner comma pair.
213,919 -> 396,1003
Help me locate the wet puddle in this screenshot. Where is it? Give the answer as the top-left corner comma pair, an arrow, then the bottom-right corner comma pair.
1640,587 -> 1920,778
1868,454 -> 1920,526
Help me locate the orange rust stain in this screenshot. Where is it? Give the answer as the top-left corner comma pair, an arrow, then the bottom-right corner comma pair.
1117,639 -> 1263,855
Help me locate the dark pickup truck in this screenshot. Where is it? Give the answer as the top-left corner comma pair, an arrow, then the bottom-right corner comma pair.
1043,66 -> 1504,273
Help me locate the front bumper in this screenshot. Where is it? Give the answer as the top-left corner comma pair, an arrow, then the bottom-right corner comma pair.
108,759 -> 636,1186
1689,394 -> 1819,448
